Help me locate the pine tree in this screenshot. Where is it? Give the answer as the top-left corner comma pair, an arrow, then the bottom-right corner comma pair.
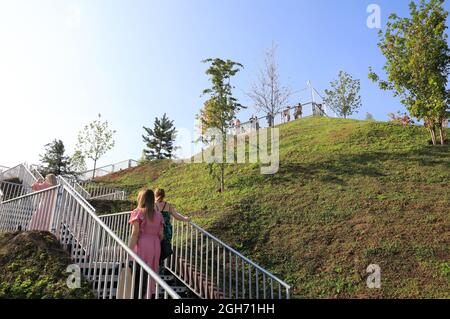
142,113 -> 176,160
39,139 -> 73,176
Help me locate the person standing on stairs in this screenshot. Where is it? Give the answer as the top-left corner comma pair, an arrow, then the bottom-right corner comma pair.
28,174 -> 58,231
128,188 -> 164,299
154,188 -> 190,274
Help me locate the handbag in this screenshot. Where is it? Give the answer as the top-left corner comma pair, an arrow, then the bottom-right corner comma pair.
160,238 -> 173,263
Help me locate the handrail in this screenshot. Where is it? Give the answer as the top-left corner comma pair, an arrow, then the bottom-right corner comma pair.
59,184 -> 180,298
99,210 -> 291,299
57,176 -> 99,213
189,220 -> 291,290
0,185 -> 59,204
79,159 -> 139,180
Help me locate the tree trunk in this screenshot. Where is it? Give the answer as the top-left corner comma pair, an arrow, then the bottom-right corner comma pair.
92,159 -> 97,180
220,163 -> 225,193
439,127 -> 445,145
429,128 -> 437,145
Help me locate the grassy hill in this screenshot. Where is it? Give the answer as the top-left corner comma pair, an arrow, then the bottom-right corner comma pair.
0,231 -> 94,299
97,117 -> 450,298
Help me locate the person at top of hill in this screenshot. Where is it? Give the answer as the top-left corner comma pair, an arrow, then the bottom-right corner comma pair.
283,108 -> 291,123
128,188 -> 164,299
154,188 -> 190,272
294,103 -> 303,119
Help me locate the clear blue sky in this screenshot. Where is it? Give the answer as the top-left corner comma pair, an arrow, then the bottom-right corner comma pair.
0,0 -> 448,168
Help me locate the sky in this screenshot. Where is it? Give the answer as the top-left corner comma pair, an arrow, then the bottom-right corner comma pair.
0,0 -> 449,169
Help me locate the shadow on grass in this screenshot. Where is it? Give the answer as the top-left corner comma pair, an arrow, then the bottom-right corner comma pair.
228,145 -> 450,188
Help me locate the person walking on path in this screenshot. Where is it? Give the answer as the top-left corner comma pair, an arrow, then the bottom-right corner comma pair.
28,174 -> 58,231
154,188 -> 190,272
128,189 -> 164,299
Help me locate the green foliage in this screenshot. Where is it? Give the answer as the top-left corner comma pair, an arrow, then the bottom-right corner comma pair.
39,139 -> 73,176
369,0 -> 450,144
365,113 -> 375,121
324,70 -> 362,119
199,58 -> 244,192
142,113 -> 176,160
70,150 -> 87,175
76,114 -> 116,178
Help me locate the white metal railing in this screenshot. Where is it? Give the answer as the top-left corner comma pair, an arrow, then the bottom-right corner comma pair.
228,100 -> 337,136
78,159 -> 139,181
0,163 -> 38,197
0,163 -> 37,187
79,181 -> 127,201
62,177 -> 126,201
29,164 -> 45,180
0,180 -> 27,203
0,177 -> 181,299
99,211 -> 291,299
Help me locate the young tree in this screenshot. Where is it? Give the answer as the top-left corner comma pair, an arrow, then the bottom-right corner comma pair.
199,58 -> 244,192
142,113 -> 177,160
324,71 -> 362,119
247,42 -> 293,125
365,112 -> 375,121
70,150 -> 87,176
39,139 -> 73,176
369,0 -> 450,145
76,114 -> 116,179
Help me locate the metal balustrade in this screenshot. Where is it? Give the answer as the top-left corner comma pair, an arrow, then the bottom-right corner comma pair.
0,163 -> 37,190
0,186 -> 58,232
99,212 -> 291,299
78,159 -> 139,181
78,181 -> 127,201
0,177 -> 181,299
0,180 -> 27,203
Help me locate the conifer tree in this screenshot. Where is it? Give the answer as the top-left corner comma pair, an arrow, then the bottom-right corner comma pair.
39,139 -> 73,176
142,113 -> 177,160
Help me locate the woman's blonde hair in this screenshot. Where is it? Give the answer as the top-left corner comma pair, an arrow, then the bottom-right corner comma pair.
45,174 -> 57,186
137,188 -> 155,219
154,188 -> 165,202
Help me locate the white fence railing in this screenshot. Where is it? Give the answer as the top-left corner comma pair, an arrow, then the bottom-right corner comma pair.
78,159 -> 139,181
0,180 -> 27,203
79,182 -> 127,201
0,177 -> 181,299
0,163 -> 38,194
228,101 -> 337,136
99,211 -> 291,299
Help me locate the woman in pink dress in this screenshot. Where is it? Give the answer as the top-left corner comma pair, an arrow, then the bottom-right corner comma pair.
28,174 -> 58,231
128,188 -> 164,299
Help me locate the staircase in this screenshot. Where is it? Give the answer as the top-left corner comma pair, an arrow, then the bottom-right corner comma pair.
0,162 -> 291,299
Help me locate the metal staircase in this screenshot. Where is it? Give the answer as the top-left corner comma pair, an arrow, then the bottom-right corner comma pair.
0,162 -> 291,299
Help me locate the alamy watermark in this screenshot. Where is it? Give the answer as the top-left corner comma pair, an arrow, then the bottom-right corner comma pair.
175,127 -> 280,175
66,264 -> 81,289
366,264 -> 381,289
367,4 -> 381,29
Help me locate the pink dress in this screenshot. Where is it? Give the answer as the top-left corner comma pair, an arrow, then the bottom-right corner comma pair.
28,181 -> 55,231
128,208 -> 164,298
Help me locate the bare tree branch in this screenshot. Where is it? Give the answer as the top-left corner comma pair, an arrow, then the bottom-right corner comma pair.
247,42 -> 293,124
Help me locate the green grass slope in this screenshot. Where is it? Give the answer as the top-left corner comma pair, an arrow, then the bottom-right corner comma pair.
0,231 -> 94,299
98,117 -> 450,298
